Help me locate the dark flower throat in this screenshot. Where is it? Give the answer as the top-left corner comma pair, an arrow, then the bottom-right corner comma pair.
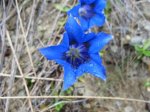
64,44 -> 90,68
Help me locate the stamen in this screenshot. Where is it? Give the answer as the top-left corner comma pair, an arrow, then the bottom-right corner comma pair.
79,5 -> 95,19
64,44 -> 90,68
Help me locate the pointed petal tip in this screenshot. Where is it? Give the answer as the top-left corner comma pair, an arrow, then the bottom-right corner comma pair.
101,32 -> 113,42
63,85 -> 69,91
108,35 -> 113,44
38,47 -> 51,60
89,32 -> 113,53
111,35 -> 114,39
38,47 -> 46,55
67,4 -> 80,17
102,75 -> 107,81
108,34 -> 113,41
98,69 -> 107,81
63,82 -> 75,91
62,63 -> 77,91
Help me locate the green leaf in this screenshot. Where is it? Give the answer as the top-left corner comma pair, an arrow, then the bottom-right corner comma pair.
54,4 -> 70,12
143,39 -> 150,50
104,0 -> 112,19
134,45 -> 143,55
99,50 -> 105,57
135,45 -> 143,52
55,103 -> 65,112
135,45 -> 150,57
144,81 -> 150,87
65,87 -> 73,94
142,50 -> 150,56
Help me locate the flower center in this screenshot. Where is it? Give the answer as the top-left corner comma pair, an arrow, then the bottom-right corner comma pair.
64,44 -> 90,68
79,5 -> 95,19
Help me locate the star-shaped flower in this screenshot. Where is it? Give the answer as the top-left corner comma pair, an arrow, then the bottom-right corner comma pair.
39,16 -> 112,90
68,0 -> 106,30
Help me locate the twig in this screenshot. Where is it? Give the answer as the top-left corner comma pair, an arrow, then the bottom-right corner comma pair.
6,30 -> 34,112
5,11 -> 19,112
15,0 -> 37,78
0,73 -> 63,81
40,99 -> 86,112
0,96 -> 149,104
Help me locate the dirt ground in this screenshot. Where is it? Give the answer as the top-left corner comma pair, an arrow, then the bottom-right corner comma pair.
0,0 -> 150,112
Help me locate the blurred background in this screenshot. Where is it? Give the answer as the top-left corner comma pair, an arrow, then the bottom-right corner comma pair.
0,0 -> 150,112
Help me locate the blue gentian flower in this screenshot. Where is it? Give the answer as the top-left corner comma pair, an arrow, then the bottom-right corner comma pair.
39,16 -> 112,90
68,0 -> 106,30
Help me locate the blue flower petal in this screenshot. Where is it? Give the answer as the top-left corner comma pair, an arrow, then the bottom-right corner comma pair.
56,59 -> 77,90
65,16 -> 84,43
63,65 -> 76,90
78,17 -> 89,31
76,60 -> 106,80
79,0 -> 95,4
67,4 -> 80,17
89,32 -> 112,53
89,53 -> 102,65
94,0 -> 106,13
89,13 -> 105,28
60,32 -> 69,49
39,45 -> 66,60
81,32 -> 95,42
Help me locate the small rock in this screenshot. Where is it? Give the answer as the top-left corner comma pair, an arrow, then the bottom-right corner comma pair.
124,106 -> 133,112
142,21 -> 150,31
147,87 -> 150,92
141,2 -> 150,19
142,57 -> 150,66
130,36 -> 145,45
110,45 -> 118,53
84,104 -> 91,108
18,90 -> 25,96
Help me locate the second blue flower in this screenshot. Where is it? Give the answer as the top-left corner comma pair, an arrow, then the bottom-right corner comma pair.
68,0 -> 106,30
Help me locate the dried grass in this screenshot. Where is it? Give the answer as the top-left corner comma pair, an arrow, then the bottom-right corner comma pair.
0,0 -> 150,111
